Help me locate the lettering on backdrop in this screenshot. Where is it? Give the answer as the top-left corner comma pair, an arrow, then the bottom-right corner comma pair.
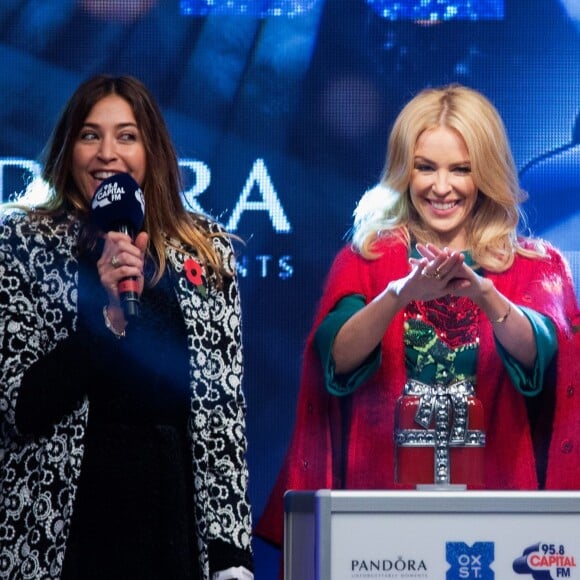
180,158 -> 291,233
181,158 -> 293,280
1,157 -> 293,280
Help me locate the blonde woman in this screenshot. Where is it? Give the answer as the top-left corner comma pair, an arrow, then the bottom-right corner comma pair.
257,84 -> 580,549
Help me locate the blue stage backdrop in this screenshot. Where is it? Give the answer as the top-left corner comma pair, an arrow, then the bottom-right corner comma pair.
1,1 -> 579,576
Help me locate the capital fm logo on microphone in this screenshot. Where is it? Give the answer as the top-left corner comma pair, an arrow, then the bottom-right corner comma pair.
91,176 -> 144,211
92,179 -> 127,208
513,542 -> 577,579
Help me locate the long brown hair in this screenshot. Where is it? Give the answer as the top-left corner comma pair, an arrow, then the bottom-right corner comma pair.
39,74 -> 233,284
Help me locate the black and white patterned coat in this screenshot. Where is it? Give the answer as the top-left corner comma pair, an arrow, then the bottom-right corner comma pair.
0,210 -> 252,579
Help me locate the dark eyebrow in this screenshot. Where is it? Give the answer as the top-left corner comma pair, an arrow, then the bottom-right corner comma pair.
80,122 -> 139,130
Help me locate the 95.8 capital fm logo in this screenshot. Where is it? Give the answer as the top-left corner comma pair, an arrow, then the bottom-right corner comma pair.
513,542 -> 578,579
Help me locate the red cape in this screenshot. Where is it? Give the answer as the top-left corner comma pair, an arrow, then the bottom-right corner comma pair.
256,238 -> 580,547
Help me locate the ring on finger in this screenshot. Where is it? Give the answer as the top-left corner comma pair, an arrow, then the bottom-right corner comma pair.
422,269 -> 435,278
111,255 -> 120,268
434,267 -> 442,279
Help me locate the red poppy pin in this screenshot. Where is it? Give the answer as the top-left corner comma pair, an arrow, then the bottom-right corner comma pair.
184,258 -> 207,297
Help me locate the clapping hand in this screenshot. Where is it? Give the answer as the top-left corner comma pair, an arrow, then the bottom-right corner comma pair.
410,243 -> 489,302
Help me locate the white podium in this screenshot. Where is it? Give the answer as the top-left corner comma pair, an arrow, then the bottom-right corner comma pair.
284,489 -> 580,579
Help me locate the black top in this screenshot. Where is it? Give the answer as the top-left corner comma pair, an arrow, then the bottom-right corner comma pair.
20,252 -> 200,579
63,256 -> 198,579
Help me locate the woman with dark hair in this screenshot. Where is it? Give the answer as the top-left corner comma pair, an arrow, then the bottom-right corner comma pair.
256,84 -> 580,551
0,75 -> 253,579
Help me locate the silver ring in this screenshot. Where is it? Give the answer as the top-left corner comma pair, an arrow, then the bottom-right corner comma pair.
111,255 -> 120,268
422,269 -> 435,278
434,267 -> 442,279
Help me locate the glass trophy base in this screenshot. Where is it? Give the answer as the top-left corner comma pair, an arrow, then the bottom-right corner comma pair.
415,483 -> 467,491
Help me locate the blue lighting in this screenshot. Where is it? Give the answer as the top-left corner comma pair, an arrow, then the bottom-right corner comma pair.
180,0 -> 317,17
366,0 -> 504,21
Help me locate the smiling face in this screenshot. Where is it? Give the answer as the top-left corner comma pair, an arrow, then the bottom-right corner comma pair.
409,125 -> 478,250
71,94 -> 147,203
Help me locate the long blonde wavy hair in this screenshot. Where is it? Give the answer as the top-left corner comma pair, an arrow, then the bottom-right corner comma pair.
352,84 -> 543,272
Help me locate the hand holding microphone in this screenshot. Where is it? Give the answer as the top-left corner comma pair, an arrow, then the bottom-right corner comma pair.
90,173 -> 146,319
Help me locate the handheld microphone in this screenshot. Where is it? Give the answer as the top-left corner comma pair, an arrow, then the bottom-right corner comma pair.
90,173 -> 145,318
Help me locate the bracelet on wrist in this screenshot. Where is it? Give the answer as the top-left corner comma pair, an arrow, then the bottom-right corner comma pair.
491,302 -> 511,325
102,306 -> 126,338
